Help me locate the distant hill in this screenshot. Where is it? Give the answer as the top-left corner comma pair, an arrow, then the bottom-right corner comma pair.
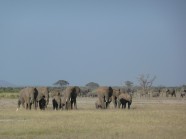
0,80 -> 16,87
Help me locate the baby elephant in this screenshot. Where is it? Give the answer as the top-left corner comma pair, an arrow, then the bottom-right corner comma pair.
39,96 -> 46,110
95,99 -> 102,109
180,90 -> 186,98
52,95 -> 61,110
118,93 -> 132,109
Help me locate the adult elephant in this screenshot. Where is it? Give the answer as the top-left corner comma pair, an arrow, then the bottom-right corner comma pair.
61,86 -> 80,110
166,89 -> 176,97
96,86 -> 113,109
112,89 -> 121,108
36,87 -> 49,110
117,93 -> 132,109
152,90 -> 161,97
17,87 -> 38,111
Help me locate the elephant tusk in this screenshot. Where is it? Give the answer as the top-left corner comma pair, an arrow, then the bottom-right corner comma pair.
16,108 -> 19,112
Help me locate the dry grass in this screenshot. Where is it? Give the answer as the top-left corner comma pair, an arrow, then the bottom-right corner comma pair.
0,97 -> 186,139
0,92 -> 19,99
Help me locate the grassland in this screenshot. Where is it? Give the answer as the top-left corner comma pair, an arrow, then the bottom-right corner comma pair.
0,97 -> 186,139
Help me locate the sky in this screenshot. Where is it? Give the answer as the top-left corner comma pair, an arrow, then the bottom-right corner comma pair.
0,0 -> 186,87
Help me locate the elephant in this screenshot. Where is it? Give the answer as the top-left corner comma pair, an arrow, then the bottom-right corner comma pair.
79,88 -> 90,97
96,86 -> 113,109
180,90 -> 186,98
36,87 -> 49,110
112,89 -> 121,108
152,90 -> 161,97
117,93 -> 132,109
17,87 -> 38,111
39,96 -> 46,110
166,89 -> 176,97
50,90 -> 62,110
61,86 -> 80,110
52,95 -> 62,110
95,99 -> 102,109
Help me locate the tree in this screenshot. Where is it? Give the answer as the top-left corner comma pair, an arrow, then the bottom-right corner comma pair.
53,80 -> 69,88
124,81 -> 133,89
124,80 -> 134,93
137,74 -> 156,96
85,82 -> 99,89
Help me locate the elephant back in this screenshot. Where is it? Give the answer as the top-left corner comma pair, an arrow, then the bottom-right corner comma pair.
62,86 -> 75,102
19,87 -> 38,104
36,87 -> 49,103
50,90 -> 61,98
52,95 -> 61,102
112,89 -> 121,97
64,86 -> 80,99
118,93 -> 132,103
96,86 -> 113,97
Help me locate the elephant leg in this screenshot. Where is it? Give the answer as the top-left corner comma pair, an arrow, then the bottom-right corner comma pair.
112,96 -> 117,108
30,103 -> 32,110
28,98 -> 32,110
106,102 -> 109,108
52,99 -> 55,110
56,103 -> 58,110
39,101 -> 42,110
26,103 -> 28,110
74,99 -> 77,109
18,100 -> 21,109
58,102 -> 61,110
36,101 -> 38,110
124,102 -> 126,109
99,97 -> 105,109
95,103 -> 98,109
27,103 -> 30,109
65,102 -> 68,110
71,100 -> 73,109
115,100 -> 117,108
59,103 -> 62,110
128,102 -> 131,109
118,100 -> 121,109
34,101 -> 38,110
22,101 -> 25,109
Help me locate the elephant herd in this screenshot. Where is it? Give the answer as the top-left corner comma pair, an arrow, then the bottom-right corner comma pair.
17,86 -> 132,111
17,86 -> 80,111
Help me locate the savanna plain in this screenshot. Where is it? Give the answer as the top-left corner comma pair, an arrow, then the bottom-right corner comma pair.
0,96 -> 186,139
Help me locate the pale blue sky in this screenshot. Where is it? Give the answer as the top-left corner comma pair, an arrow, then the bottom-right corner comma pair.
0,0 -> 186,86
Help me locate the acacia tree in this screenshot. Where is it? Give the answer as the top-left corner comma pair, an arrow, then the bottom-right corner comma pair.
137,74 -> 156,96
85,82 -> 99,90
125,81 -> 133,90
53,80 -> 69,88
